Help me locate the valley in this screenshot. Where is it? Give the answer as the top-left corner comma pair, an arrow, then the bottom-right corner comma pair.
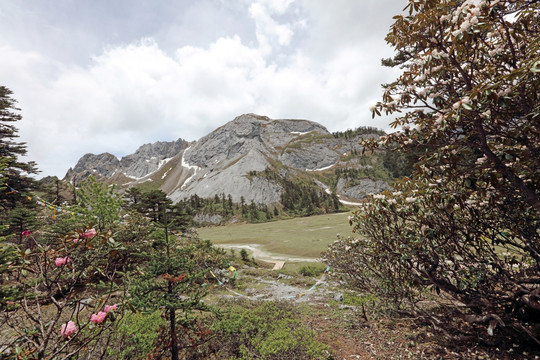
198,211 -> 355,259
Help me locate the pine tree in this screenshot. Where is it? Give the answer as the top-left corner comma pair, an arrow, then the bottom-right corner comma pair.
0,86 -> 39,237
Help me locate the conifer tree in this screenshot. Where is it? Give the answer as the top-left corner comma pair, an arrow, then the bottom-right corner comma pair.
0,86 -> 39,236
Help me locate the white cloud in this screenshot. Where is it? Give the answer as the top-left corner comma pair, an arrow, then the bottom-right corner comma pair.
0,0 -> 404,178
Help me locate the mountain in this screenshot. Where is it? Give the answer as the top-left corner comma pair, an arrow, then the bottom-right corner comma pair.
64,139 -> 188,185
64,113 -> 393,205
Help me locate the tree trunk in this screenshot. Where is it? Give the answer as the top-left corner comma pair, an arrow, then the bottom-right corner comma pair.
169,285 -> 179,360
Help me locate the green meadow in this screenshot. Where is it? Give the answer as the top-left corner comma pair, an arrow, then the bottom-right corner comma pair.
198,211 -> 355,259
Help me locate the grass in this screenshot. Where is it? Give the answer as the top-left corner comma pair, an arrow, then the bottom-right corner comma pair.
198,212 -> 355,258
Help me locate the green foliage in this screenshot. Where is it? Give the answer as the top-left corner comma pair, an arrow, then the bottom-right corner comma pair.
112,311 -> 167,360
131,233 -> 223,313
334,160 -> 393,184
6,204 -> 39,242
174,193 -> 235,224
76,175 -> 123,231
332,126 -> 386,139
381,145 -> 418,179
282,132 -> 331,151
140,189 -> 171,223
0,244 -> 20,309
298,263 -> 327,277
111,211 -> 154,267
0,87 -> 40,240
273,172 -> 342,216
240,248 -> 249,262
341,292 -> 379,308
40,211 -> 88,246
0,86 -> 39,212
211,300 -> 329,359
130,225 -> 226,360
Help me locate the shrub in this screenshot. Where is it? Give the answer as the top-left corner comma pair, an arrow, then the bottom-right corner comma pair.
299,263 -> 327,277
240,248 -> 249,262
209,300 -> 330,359
111,311 -> 166,359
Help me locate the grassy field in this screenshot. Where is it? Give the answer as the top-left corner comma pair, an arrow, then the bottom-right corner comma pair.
198,211 -> 355,258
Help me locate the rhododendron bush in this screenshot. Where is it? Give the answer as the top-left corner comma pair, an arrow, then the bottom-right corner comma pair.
326,0 -> 539,345
0,226 -> 126,359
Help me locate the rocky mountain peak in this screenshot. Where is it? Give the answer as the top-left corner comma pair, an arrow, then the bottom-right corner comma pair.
64,138 -> 187,183
183,113 -> 329,169
64,152 -> 120,183
120,138 -> 188,179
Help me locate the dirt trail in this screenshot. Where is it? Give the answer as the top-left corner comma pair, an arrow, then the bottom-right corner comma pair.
217,244 -> 318,270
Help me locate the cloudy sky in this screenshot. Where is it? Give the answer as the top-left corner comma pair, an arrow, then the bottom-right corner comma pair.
0,0 -> 405,178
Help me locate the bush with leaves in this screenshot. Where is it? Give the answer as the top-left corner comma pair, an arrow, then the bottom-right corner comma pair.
0,226 -> 126,359
328,0 -> 540,346
327,177 -> 540,343
208,300 -> 330,360
75,176 -> 123,231
110,311 -> 167,360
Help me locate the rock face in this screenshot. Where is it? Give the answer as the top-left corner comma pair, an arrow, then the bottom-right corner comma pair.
182,114 -> 329,170
64,139 -> 188,184
120,139 -> 187,179
336,178 -> 392,200
168,114 -> 337,204
65,113 -> 391,204
65,153 -> 120,183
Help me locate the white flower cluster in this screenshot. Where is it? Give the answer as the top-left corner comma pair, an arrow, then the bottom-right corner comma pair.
452,96 -> 471,109
449,1 -> 484,37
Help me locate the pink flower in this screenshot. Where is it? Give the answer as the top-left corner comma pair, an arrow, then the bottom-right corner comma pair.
21,230 -> 32,237
61,320 -> 77,337
90,311 -> 107,324
55,257 -> 71,267
104,304 -> 118,313
80,228 -> 96,239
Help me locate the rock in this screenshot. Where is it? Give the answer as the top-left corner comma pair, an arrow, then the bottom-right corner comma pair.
120,139 -> 187,179
170,148 -> 283,204
336,177 -> 392,199
64,139 -> 187,182
277,273 -> 292,280
64,152 -> 120,183
79,298 -> 94,306
333,292 -> 344,302
193,213 -> 223,225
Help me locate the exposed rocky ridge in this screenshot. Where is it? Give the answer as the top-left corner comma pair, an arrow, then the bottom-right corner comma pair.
182,114 -> 329,170
120,139 -> 187,179
64,153 -> 120,183
65,113 -> 392,205
64,139 -> 188,184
